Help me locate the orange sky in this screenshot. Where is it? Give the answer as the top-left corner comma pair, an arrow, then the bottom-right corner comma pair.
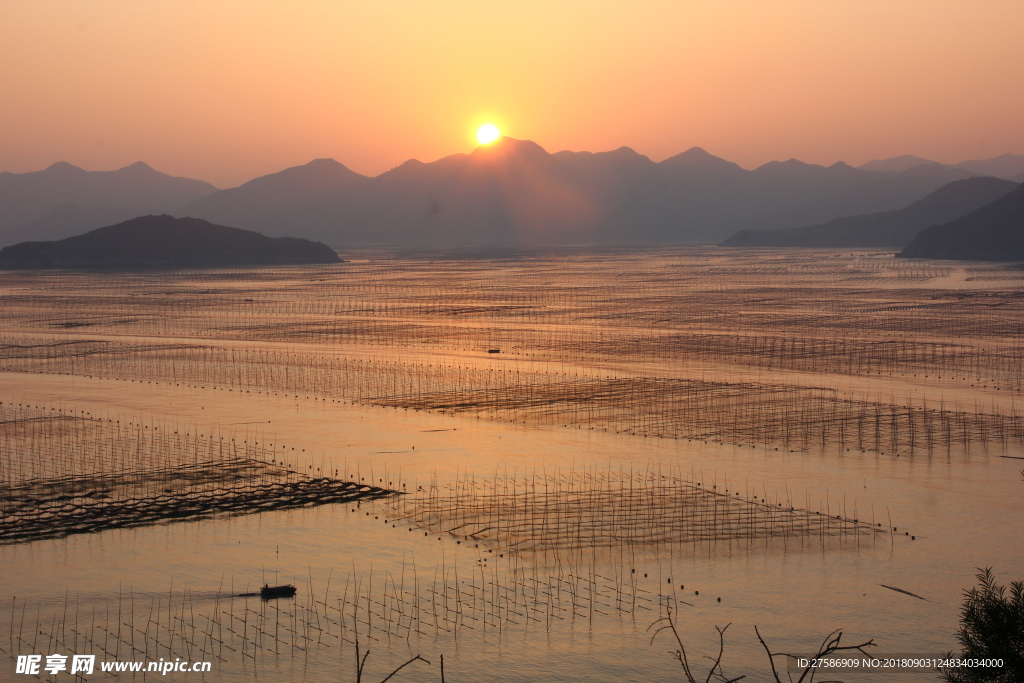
2,0 -> 1023,188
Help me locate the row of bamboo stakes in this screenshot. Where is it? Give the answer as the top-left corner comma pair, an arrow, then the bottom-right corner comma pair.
1,252 -> 1020,344
0,532 -> 829,682
3,338 -> 1020,458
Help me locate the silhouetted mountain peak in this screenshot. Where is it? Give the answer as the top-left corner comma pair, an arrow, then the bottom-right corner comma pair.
240,158 -> 363,188
182,158 -> 365,223
761,158 -> 807,169
120,161 -> 155,172
306,158 -> 346,169
380,152 -> 470,179
752,158 -> 861,180
673,147 -> 717,163
470,137 -> 550,162
590,147 -> 654,168
42,161 -> 86,175
752,158 -> 819,175
904,176 -> 1018,212
385,157 -> 424,172
603,146 -> 644,158
659,147 -> 743,173
198,159 -> 362,197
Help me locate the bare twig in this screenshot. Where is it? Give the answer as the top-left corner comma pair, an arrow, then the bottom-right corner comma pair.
649,607 -> 744,683
755,625 -> 875,683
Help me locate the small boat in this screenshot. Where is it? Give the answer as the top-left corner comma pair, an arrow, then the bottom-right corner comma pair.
260,584 -> 297,599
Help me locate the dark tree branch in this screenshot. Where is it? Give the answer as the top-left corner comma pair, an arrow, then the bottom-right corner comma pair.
754,626 -> 784,683
755,625 -> 875,683
378,654 -> 431,683
649,607 -> 745,682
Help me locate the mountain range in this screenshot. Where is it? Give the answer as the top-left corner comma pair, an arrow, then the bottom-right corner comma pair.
0,161 -> 216,243
182,140 -> 989,246
858,153 -> 1024,180
3,143 -> 1023,248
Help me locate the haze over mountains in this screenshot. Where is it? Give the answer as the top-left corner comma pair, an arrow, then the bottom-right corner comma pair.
186,158 -> 365,231
857,153 -> 1024,179
0,162 -> 216,244
181,139 -> 986,247
3,142 -> 1023,248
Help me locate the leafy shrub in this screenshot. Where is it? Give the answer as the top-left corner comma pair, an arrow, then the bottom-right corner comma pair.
943,568 -> 1024,683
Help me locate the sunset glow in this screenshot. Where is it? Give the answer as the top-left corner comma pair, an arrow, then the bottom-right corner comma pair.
0,2 -> 1022,187
476,124 -> 501,145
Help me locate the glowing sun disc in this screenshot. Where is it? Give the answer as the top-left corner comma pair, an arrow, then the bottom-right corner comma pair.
476,124 -> 501,145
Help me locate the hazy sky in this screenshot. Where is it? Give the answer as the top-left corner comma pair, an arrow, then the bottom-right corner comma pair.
2,1 -> 1023,188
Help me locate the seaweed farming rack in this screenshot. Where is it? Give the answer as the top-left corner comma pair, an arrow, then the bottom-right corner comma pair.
0,401 -> 396,544
392,467 -> 889,557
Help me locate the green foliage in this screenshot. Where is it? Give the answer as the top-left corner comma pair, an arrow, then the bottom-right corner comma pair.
943,568 -> 1024,683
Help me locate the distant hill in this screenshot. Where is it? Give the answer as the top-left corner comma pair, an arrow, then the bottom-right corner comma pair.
720,177 -> 1019,248
954,154 -> 1024,180
898,183 -> 1024,261
658,146 -> 746,173
185,138 -> 975,246
860,153 -> 1024,180
0,215 -> 340,269
859,155 -> 937,173
0,162 -> 217,244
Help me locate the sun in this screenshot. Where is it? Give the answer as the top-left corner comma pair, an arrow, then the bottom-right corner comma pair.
476,123 -> 501,145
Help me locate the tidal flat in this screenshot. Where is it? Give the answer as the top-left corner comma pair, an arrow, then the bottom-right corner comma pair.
2,247 -> 1023,681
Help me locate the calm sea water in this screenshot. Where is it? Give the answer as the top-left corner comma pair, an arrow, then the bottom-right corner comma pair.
3,372 -> 1020,682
